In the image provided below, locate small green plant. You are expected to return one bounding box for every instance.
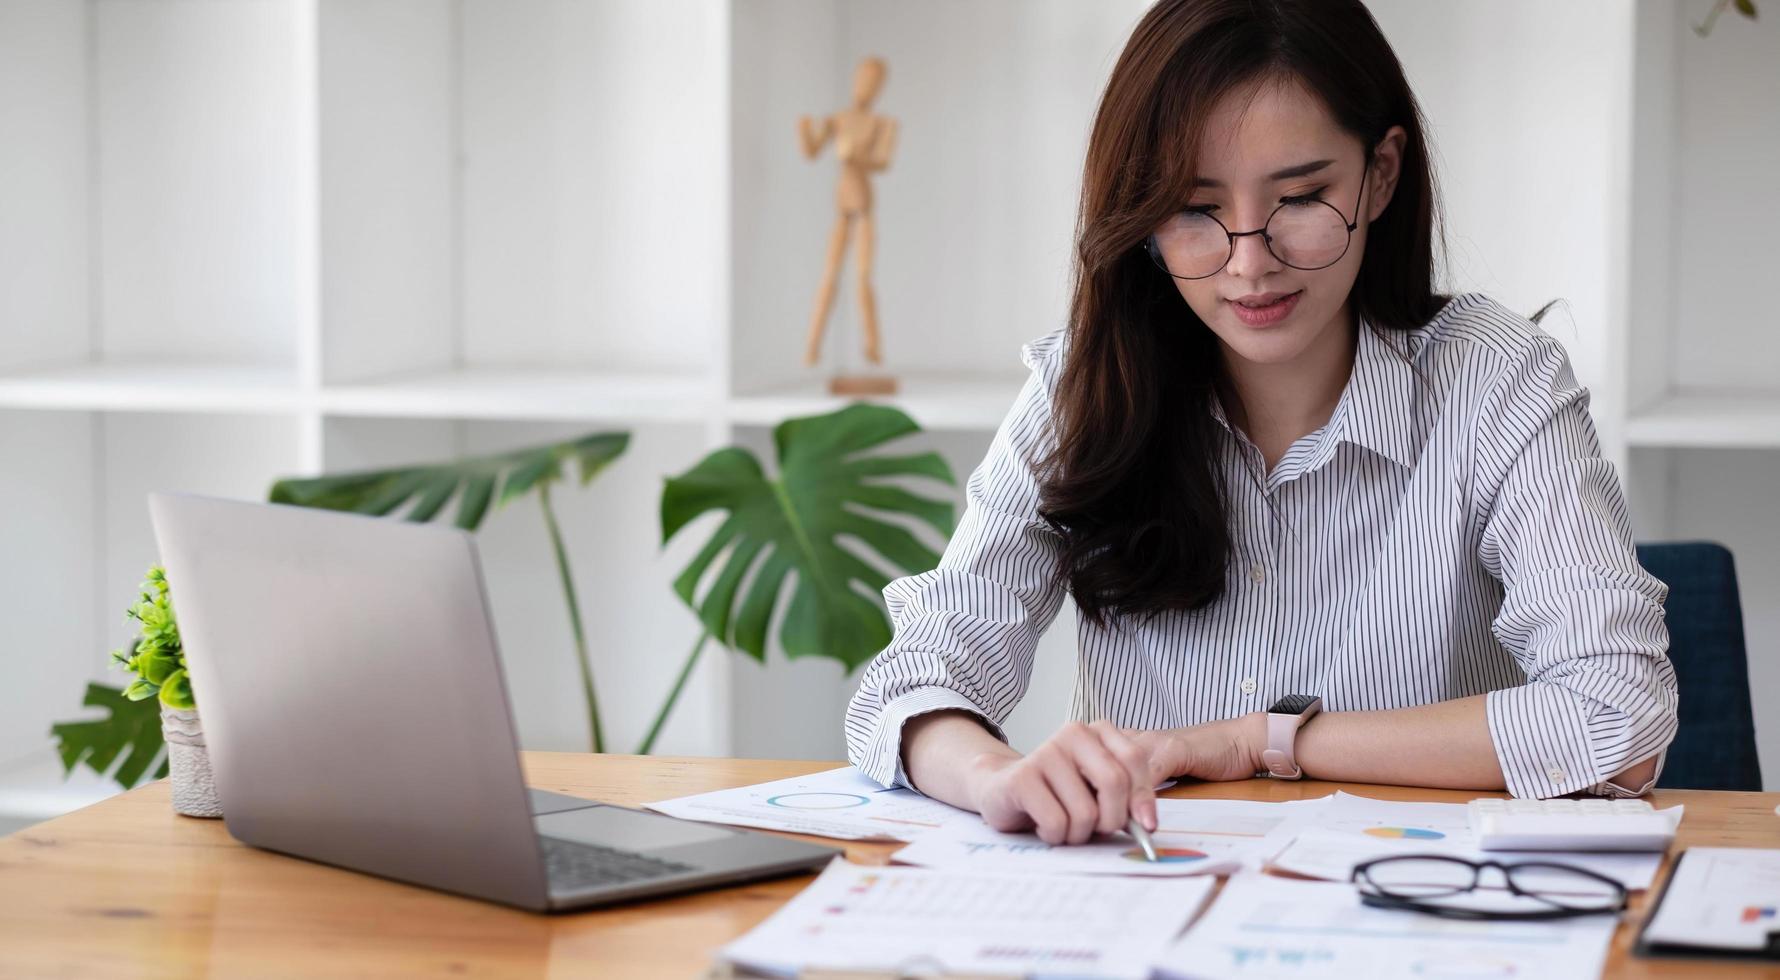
[51,565,191,789]
[111,566,195,711]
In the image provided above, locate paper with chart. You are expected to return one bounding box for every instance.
[1266,791,1672,889]
[1154,872,1616,980]
[646,766,979,841]
[1642,847,1780,951]
[890,796,1331,877]
[722,857,1217,980]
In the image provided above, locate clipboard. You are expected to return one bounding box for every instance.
[1633,847,1780,962]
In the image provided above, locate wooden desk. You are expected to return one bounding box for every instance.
[2,754,1777,978]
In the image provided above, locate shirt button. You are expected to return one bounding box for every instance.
[1547,766,1567,784]
[1240,677,1257,695]
[1249,563,1265,584]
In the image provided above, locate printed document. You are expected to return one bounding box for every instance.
[722,857,1216,979]
[647,766,978,841]
[1155,872,1617,979]
[891,796,1330,877]
[1266,792,1671,889]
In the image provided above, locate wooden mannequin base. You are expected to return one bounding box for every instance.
[827,373,899,396]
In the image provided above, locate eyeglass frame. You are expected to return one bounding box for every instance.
[1144,147,1374,281]
[1349,853,1630,922]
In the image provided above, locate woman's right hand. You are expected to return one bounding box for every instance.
[967,720,1158,845]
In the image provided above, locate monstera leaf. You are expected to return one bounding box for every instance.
[662,404,955,667]
[268,430,630,753]
[269,432,630,531]
[51,683,168,789]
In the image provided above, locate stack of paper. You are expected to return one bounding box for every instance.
[721,857,1217,979]
[1155,872,1618,979]
[647,766,980,841]
[1266,792,1672,889]
[891,797,1327,877]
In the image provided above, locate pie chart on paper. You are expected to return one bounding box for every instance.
[1362,826,1446,841]
[1123,846,1208,864]
[766,792,871,810]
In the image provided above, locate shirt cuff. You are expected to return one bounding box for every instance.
[854,687,1009,793]
[1589,748,1667,798]
[1485,684,1606,799]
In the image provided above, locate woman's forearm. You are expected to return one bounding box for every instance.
[1290,694,1506,789]
[900,709,1021,811]
[1284,693,1660,792]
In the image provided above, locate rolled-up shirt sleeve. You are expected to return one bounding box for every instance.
[1474,334,1679,799]
[844,338,1069,791]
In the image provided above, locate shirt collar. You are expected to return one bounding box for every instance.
[1333,315,1423,469]
[1205,314,1424,470]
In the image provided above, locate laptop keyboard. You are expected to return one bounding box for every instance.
[539,836,695,891]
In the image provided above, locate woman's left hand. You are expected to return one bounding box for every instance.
[1126,712,1267,784]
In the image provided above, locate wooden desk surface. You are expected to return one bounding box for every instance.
[2,753,1777,978]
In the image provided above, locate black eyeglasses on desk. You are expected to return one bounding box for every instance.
[1351,854,1629,921]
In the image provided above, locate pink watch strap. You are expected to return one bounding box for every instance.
[1260,698,1322,779]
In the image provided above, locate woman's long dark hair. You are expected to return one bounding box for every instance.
[1041,0,1449,627]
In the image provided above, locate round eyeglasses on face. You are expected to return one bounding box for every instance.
[1145,157,1370,281]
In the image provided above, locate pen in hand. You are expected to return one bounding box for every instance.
[1126,817,1160,863]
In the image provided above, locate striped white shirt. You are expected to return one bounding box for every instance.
[844,292,1678,800]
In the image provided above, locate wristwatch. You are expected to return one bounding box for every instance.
[1259,694,1322,780]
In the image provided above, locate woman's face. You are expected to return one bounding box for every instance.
[1156,77,1403,369]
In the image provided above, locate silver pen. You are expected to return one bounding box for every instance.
[1126,816,1160,862]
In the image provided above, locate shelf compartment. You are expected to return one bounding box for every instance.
[728,373,1026,431]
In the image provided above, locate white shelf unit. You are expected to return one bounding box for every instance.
[1618,0,1780,788]
[0,0,1134,822]
[4,0,1774,829]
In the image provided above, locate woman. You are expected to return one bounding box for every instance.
[842,0,1677,846]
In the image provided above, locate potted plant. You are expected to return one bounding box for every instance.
[52,566,221,817]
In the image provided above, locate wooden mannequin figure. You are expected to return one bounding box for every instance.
[798,56,900,396]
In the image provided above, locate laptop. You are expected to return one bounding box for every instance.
[147,492,839,912]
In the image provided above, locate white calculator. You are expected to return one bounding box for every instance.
[1467,797,1678,852]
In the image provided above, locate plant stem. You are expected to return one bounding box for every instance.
[539,483,604,753]
[636,630,710,755]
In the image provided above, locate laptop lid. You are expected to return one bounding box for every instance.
[148,493,551,910]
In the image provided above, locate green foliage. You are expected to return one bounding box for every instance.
[51,684,169,789]
[111,566,195,711]
[52,564,192,789]
[267,430,631,753]
[268,432,630,532]
[1694,0,1758,36]
[661,403,955,670]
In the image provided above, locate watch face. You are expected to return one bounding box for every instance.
[1268,694,1320,715]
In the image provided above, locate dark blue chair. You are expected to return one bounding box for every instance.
[1636,542,1763,791]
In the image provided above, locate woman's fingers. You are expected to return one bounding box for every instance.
[1069,725,1137,836]
[1036,746,1101,844]
[1092,720,1158,831]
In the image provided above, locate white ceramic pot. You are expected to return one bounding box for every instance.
[160,707,223,818]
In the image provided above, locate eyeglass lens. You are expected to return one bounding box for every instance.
[1151,197,1353,280]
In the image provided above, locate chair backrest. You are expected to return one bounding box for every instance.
[1636,542,1763,791]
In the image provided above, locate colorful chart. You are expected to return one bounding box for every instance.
[767,792,870,810]
[1123,846,1208,864]
[1362,826,1446,840]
